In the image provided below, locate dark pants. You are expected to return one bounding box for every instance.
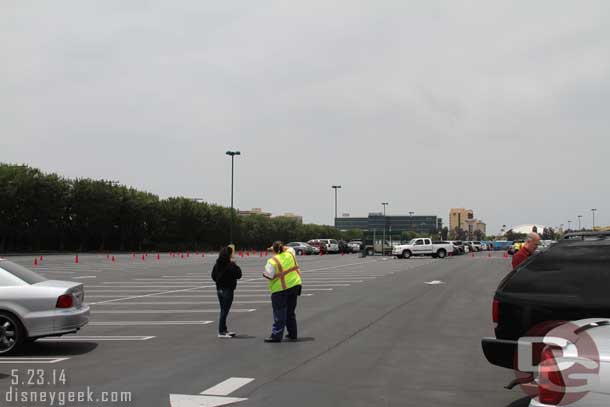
[216,288,234,334]
[270,285,300,339]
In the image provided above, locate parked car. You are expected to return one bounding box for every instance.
[348,240,362,253]
[285,242,314,255]
[528,318,610,407]
[0,258,90,355]
[337,240,351,254]
[482,231,610,374]
[319,239,340,254]
[448,240,465,255]
[307,239,328,254]
[470,241,483,251]
[392,238,454,259]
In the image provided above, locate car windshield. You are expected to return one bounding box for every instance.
[0,260,47,284]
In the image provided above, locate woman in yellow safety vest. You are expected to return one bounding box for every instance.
[262,241,303,343]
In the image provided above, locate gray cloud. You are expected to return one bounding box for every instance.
[2,0,609,232]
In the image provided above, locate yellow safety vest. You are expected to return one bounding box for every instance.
[267,250,302,293]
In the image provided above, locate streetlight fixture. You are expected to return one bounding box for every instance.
[226,150,241,244]
[592,208,598,230]
[331,185,342,224]
[381,202,389,256]
[578,215,583,231]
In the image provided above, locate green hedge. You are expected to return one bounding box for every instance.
[0,163,362,252]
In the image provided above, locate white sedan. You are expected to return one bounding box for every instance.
[0,258,89,355]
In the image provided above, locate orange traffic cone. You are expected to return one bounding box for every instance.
[39,255,43,261]
[157,253,160,260]
[75,255,79,264]
[33,258,38,266]
[142,254,145,261]
[111,255,115,262]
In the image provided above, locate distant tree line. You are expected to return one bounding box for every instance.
[0,164,362,252]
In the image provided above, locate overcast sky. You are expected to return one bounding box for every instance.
[2,1,609,233]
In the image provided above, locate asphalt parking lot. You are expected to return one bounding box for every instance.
[0,252,530,407]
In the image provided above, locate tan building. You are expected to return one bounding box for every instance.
[238,208,272,218]
[449,208,486,238]
[449,208,474,231]
[277,212,303,224]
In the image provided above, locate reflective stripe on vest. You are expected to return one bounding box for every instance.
[268,251,302,293]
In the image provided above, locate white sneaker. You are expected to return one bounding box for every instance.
[227,331,237,337]
[218,333,233,338]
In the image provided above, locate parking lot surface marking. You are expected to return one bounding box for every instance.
[89,321,213,326]
[200,377,255,396]
[38,336,156,341]
[0,357,70,364]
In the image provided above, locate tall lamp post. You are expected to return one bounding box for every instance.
[568,220,572,231]
[226,150,241,244]
[331,185,342,225]
[381,202,389,256]
[577,215,582,231]
[592,208,597,230]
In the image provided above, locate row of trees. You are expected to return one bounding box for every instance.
[0,164,362,252]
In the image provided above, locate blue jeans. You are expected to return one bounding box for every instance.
[217,288,234,334]
[270,285,300,339]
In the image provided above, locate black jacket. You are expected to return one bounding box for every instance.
[211,262,242,290]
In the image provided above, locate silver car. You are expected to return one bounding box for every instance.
[286,242,314,255]
[0,259,89,355]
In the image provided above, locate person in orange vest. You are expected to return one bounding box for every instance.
[262,241,303,343]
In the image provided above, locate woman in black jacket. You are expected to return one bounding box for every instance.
[211,246,242,338]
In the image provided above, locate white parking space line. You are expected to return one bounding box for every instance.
[89,321,214,326]
[85,293,314,299]
[35,270,76,274]
[38,336,155,341]
[92,283,356,287]
[92,309,256,313]
[74,276,97,279]
[92,301,268,305]
[200,377,255,396]
[0,357,70,364]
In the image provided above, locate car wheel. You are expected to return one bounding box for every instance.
[366,248,374,256]
[0,312,24,355]
[437,249,447,259]
[402,250,412,259]
[297,250,303,255]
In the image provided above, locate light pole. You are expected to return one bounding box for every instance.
[578,215,582,231]
[331,185,342,224]
[226,150,241,244]
[381,202,389,256]
[568,220,572,231]
[592,208,597,230]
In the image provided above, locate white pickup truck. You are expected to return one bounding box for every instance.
[392,238,454,259]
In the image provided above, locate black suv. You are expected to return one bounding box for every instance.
[482,231,610,370]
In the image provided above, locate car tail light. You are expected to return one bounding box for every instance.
[492,299,500,324]
[538,347,565,405]
[56,294,74,308]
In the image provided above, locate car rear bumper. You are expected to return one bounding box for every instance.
[481,337,517,370]
[24,305,90,338]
